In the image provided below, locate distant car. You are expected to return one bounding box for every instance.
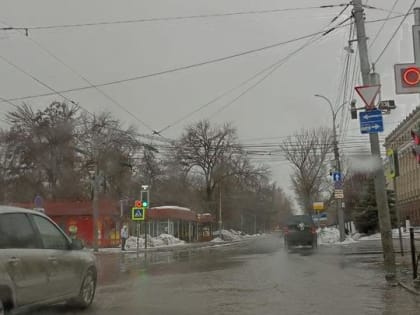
[0,206,97,315]
[283,215,317,249]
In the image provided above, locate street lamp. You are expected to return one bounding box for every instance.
[314,94,347,242]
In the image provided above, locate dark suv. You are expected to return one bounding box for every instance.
[283,215,317,249]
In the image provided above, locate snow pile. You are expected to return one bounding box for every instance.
[358,228,410,241]
[210,237,224,243]
[318,227,340,244]
[157,233,185,245]
[124,234,185,249]
[220,229,242,241]
[212,229,260,242]
[317,227,357,245]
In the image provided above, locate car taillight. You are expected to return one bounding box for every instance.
[283,227,289,235]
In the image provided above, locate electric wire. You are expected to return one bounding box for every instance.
[0,53,79,107]
[0,25,354,105]
[206,15,352,119]
[374,0,417,65]
[369,0,402,49]
[0,4,350,32]
[7,24,156,133]
[0,15,397,106]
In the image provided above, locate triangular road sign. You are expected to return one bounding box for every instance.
[355,85,380,108]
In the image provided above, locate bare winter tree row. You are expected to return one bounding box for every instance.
[0,102,293,232]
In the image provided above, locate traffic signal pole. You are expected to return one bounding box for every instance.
[353,0,396,280]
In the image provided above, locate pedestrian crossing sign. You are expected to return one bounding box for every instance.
[131,207,145,221]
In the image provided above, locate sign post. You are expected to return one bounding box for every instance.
[359,110,384,134]
[131,201,145,257]
[313,202,325,228]
[355,85,381,109]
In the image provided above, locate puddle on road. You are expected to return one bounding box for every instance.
[97,244,260,285]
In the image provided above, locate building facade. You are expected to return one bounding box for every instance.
[385,106,420,225]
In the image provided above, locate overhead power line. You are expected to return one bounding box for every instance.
[0,14,396,107]
[157,30,326,133]
[0,28,347,105]
[207,16,352,119]
[0,4,349,32]
[7,25,155,133]
[369,0,402,49]
[0,53,79,107]
[374,0,417,64]
[362,4,404,15]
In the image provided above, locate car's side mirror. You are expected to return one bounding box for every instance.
[70,239,84,250]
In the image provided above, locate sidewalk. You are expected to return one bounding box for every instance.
[90,236,259,255]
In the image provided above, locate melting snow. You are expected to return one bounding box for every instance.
[317,227,357,245]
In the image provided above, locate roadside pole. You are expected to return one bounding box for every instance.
[394,176,404,256]
[333,113,345,242]
[92,168,99,252]
[219,185,222,239]
[352,0,396,280]
[136,221,140,258]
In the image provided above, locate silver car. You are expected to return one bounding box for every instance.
[0,206,97,314]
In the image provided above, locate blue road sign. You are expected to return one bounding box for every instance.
[359,109,384,134]
[332,172,342,182]
[131,207,145,221]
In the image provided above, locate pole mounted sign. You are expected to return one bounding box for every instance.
[131,206,145,221]
[394,63,420,94]
[355,85,381,109]
[386,149,399,179]
[313,202,325,211]
[359,109,384,134]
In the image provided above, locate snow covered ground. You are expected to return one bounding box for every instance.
[124,233,185,249]
[317,227,414,245]
[354,228,411,241]
[212,229,262,242]
[317,227,357,245]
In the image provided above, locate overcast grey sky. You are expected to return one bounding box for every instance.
[0,0,419,203]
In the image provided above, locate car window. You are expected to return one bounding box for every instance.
[287,215,314,226]
[31,214,69,250]
[0,213,39,249]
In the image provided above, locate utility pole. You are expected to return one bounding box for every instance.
[218,184,222,238]
[314,94,346,242]
[92,168,100,252]
[332,107,345,242]
[352,0,396,280]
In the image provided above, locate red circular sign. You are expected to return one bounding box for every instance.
[403,67,420,86]
[135,200,142,208]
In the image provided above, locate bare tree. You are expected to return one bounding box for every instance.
[4,102,80,200]
[76,112,141,199]
[176,120,238,208]
[280,127,333,212]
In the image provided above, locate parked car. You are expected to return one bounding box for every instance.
[0,206,97,314]
[283,214,317,249]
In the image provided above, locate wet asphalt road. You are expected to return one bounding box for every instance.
[31,235,420,315]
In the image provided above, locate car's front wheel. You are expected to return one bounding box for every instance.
[68,269,96,309]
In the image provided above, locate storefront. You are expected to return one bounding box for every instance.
[15,199,121,247]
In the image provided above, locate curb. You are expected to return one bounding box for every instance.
[92,237,258,255]
[342,251,406,256]
[398,281,420,295]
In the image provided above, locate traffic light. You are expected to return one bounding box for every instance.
[411,129,420,163]
[141,190,149,208]
[394,64,420,94]
[350,100,357,119]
